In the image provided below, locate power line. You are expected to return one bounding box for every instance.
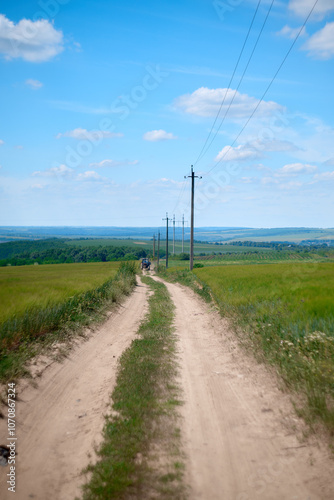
[207,0,320,175]
[185,166,202,271]
[171,177,188,215]
[162,213,172,269]
[197,0,275,164]
[193,0,263,167]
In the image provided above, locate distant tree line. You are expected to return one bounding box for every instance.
[0,238,66,259]
[0,239,153,267]
[221,240,330,250]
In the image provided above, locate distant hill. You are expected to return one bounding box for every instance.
[0,226,333,245]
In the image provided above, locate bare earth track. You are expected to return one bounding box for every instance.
[151,275,334,500]
[0,279,149,500]
[1,272,334,499]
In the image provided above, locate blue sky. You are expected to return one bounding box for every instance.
[0,0,333,228]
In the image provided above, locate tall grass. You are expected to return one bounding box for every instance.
[0,262,137,381]
[0,262,121,323]
[193,263,334,434]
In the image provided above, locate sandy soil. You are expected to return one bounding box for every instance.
[1,272,334,500]
[0,279,149,500]
[152,276,334,500]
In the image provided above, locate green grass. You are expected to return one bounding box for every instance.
[193,263,334,435]
[0,262,120,323]
[0,262,136,381]
[81,277,185,500]
[157,248,334,271]
[194,262,334,326]
[195,249,334,265]
[66,238,152,248]
[66,237,273,255]
[157,265,212,304]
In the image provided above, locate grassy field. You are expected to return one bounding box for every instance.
[0,262,138,381]
[193,262,334,433]
[65,238,151,248]
[158,248,334,270]
[195,249,334,265]
[66,238,272,255]
[0,262,120,323]
[193,227,334,243]
[194,263,334,326]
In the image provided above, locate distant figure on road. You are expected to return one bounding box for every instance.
[140,258,151,271]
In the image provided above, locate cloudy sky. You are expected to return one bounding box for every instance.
[0,0,333,227]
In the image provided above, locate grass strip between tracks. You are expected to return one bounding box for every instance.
[81,276,185,500]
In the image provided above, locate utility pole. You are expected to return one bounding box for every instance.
[185,166,202,271]
[173,215,175,255]
[157,231,160,267]
[153,234,155,259]
[163,213,172,269]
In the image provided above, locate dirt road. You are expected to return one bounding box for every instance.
[152,276,334,500]
[1,273,333,499]
[0,279,149,500]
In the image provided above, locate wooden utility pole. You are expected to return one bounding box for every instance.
[157,231,160,267]
[185,166,201,271]
[163,213,172,269]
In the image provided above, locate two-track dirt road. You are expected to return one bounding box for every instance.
[1,273,333,499]
[152,276,334,500]
[0,280,150,500]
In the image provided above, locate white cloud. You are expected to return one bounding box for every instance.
[56,128,123,140]
[313,171,334,181]
[259,163,318,188]
[215,144,261,162]
[249,138,298,153]
[0,139,4,145]
[50,100,117,115]
[289,0,334,20]
[147,177,182,188]
[261,177,278,185]
[279,181,302,190]
[32,164,73,177]
[73,41,82,52]
[302,22,334,59]
[276,25,307,39]
[323,157,334,166]
[143,130,177,142]
[15,145,23,150]
[0,14,64,62]
[77,171,104,181]
[25,79,43,89]
[174,87,283,119]
[89,159,139,168]
[276,163,318,176]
